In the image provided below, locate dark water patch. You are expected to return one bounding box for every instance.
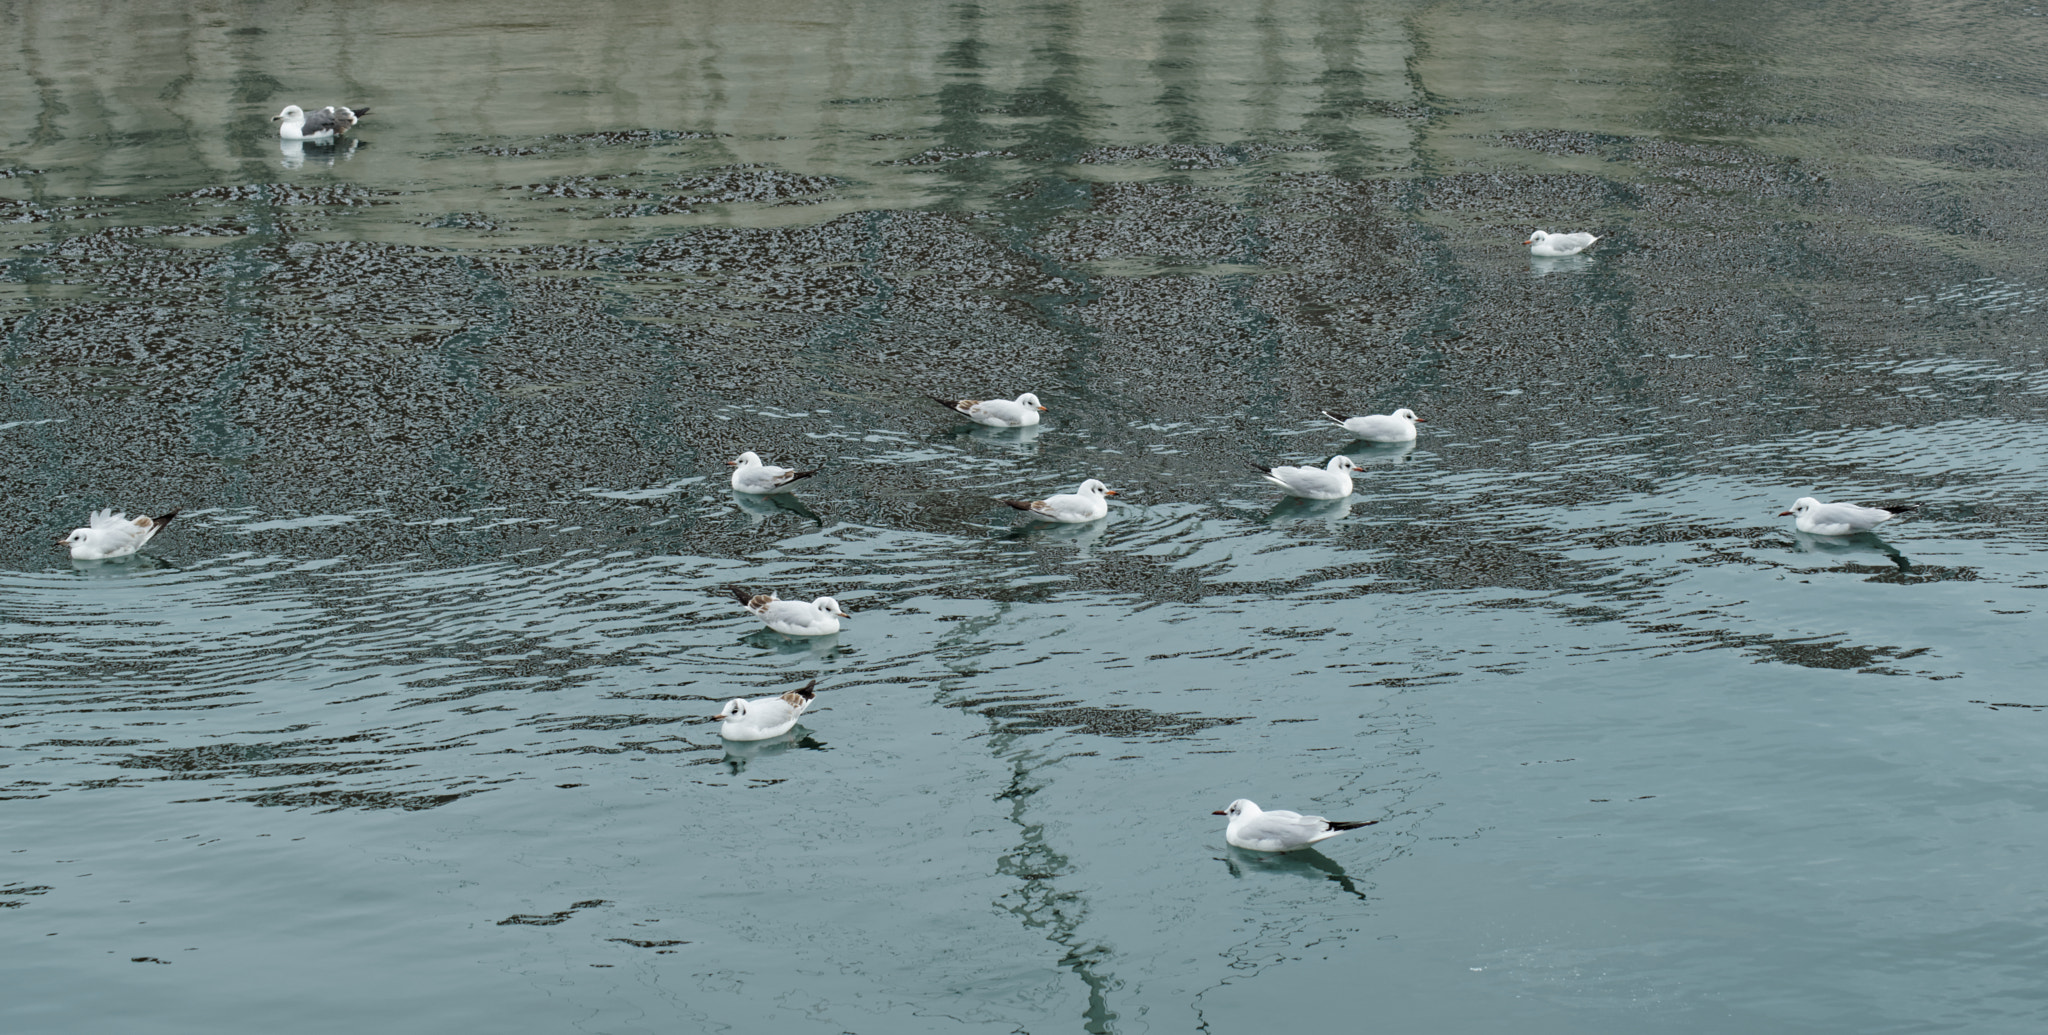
[498,899,610,926]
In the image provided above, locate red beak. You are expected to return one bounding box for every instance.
[1211,810,1228,815]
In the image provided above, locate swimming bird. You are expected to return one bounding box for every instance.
[57,507,180,561]
[728,451,817,495]
[931,393,1047,428]
[999,478,1117,523]
[1524,229,1600,256]
[1778,497,1919,536]
[1321,407,1423,442]
[272,104,370,141]
[1248,456,1363,500]
[730,587,849,636]
[710,680,818,741]
[1213,799,1378,853]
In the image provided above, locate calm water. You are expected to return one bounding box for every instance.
[5,1,2048,1031]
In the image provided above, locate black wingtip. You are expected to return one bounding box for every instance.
[153,508,181,531]
[1883,503,1922,516]
[1321,410,1352,425]
[352,108,371,121]
[788,470,818,482]
[930,396,962,410]
[792,680,817,701]
[1326,820,1379,831]
[1244,461,1273,475]
[729,586,754,606]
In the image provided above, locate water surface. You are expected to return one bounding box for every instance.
[5,1,2048,1032]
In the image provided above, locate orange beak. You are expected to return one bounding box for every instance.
[1777,510,1794,516]
[1211,810,1228,815]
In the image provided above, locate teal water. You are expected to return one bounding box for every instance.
[5,1,2048,1032]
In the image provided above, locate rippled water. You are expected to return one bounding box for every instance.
[6,1,2048,1031]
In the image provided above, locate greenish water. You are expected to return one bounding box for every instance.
[4,1,2048,1032]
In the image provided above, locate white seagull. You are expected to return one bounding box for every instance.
[271,104,370,141]
[1213,799,1378,853]
[730,587,849,636]
[1779,497,1919,536]
[1524,230,1601,256]
[1248,456,1363,500]
[710,680,818,741]
[728,451,817,495]
[58,507,180,561]
[999,478,1117,523]
[1321,407,1423,442]
[932,392,1047,428]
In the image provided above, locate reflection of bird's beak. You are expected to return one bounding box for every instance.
[1777,510,1794,516]
[1211,810,1229,815]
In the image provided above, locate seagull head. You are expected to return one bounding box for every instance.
[1325,456,1364,473]
[1077,478,1117,498]
[729,451,761,468]
[272,105,304,122]
[1779,497,1820,517]
[1392,408,1423,423]
[1213,799,1259,818]
[813,596,850,619]
[711,698,748,721]
[1017,392,1046,412]
[1523,230,1548,245]
[56,528,91,552]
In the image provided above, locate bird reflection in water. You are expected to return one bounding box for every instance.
[731,490,824,528]
[1528,253,1596,277]
[1262,496,1351,524]
[1218,845,1372,904]
[721,729,825,776]
[1340,439,1418,466]
[278,137,363,171]
[1791,530,1911,572]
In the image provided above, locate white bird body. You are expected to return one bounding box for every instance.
[59,508,180,560]
[272,104,369,141]
[1779,497,1918,536]
[934,393,1046,428]
[730,587,848,636]
[1322,407,1422,442]
[1000,478,1117,523]
[712,681,818,740]
[1214,799,1376,853]
[729,451,816,495]
[1524,229,1601,256]
[1250,456,1362,500]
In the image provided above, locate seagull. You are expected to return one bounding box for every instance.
[1321,407,1423,442]
[1213,799,1378,853]
[998,478,1117,523]
[57,507,180,561]
[730,587,849,636]
[1524,230,1600,256]
[728,451,817,495]
[931,393,1047,428]
[271,104,370,141]
[1248,456,1363,500]
[710,680,818,741]
[1778,497,1919,536]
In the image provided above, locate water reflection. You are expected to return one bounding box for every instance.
[1790,530,1912,572]
[731,490,825,528]
[1262,496,1351,524]
[277,137,363,170]
[68,554,177,576]
[1528,253,1597,277]
[738,627,848,657]
[721,729,824,775]
[946,423,1045,451]
[1338,439,1418,466]
[1218,845,1372,904]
